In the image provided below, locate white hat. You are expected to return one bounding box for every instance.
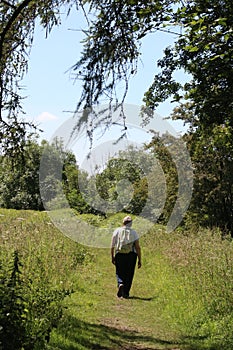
[123,215,132,224]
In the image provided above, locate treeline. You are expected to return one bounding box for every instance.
[1,126,233,235]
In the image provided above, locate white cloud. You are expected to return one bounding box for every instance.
[36,112,59,122]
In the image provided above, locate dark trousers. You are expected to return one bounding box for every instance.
[115,252,137,296]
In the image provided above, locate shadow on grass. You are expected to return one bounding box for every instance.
[128,296,157,301]
[180,334,231,350]
[49,313,181,350]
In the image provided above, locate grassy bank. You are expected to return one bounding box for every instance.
[0,209,89,289]
[0,209,91,349]
[1,209,233,349]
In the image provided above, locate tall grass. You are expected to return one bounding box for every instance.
[1,209,233,349]
[0,209,91,349]
[143,226,233,349]
[0,209,90,287]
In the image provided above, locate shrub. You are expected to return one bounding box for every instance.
[0,209,91,350]
[0,251,71,350]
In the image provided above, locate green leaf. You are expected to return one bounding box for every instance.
[185,46,199,52]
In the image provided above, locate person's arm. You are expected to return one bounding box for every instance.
[111,246,115,265]
[110,235,116,265]
[134,240,142,268]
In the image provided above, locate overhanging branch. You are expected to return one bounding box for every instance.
[0,0,34,58]
[1,0,16,9]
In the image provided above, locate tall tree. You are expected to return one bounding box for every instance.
[72,0,233,233]
[184,125,233,232]
[144,0,233,130]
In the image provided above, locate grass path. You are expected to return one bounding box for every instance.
[2,209,233,349]
[49,243,188,350]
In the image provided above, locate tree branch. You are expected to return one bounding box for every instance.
[1,0,16,9]
[0,0,34,120]
[1,0,17,8]
[0,0,34,54]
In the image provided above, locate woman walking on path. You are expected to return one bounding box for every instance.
[111,216,142,298]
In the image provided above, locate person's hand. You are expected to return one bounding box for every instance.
[112,256,116,265]
[138,261,141,269]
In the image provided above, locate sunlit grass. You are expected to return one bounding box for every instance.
[1,209,233,349]
[0,208,90,290]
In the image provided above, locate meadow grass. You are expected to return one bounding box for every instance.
[0,208,90,289]
[144,226,233,350]
[1,209,233,349]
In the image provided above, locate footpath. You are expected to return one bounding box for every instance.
[49,245,187,350]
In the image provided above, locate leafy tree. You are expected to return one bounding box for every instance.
[2,0,233,140]
[0,136,43,209]
[39,138,93,213]
[96,157,148,215]
[145,132,180,225]
[0,137,89,212]
[0,0,79,155]
[74,0,174,110]
[62,158,92,213]
[73,0,233,132]
[39,138,66,208]
[145,127,233,234]
[185,125,233,232]
[93,145,168,219]
[145,0,233,130]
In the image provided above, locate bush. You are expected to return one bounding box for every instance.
[0,251,71,350]
[0,209,91,350]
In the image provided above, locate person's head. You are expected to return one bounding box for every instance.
[123,215,132,227]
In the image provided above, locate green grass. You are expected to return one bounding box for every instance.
[49,246,183,350]
[1,209,233,349]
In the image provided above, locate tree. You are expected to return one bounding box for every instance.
[144,0,233,131]
[74,0,174,108]
[74,0,233,132]
[2,1,233,142]
[62,154,92,213]
[184,125,233,232]
[0,0,79,155]
[72,0,177,133]
[2,0,233,234]
[95,157,148,215]
[92,144,168,220]
[145,133,177,222]
[0,137,89,211]
[0,136,44,209]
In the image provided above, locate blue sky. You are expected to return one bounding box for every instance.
[22,7,187,141]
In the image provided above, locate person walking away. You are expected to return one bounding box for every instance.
[111,216,141,298]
